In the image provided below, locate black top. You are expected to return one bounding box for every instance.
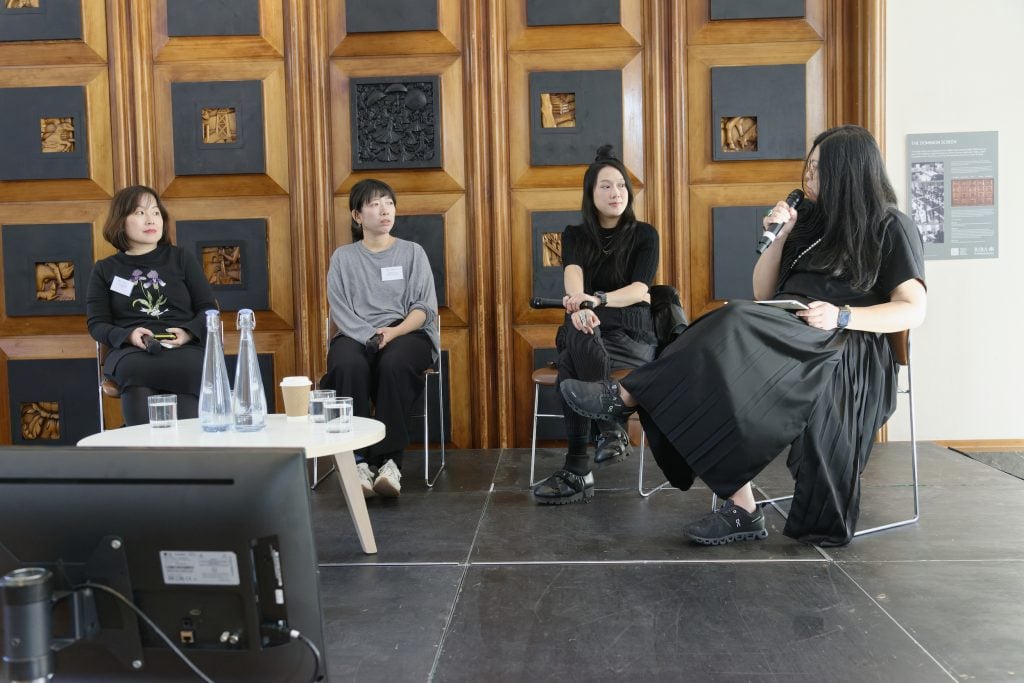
[776,209,925,306]
[562,221,659,332]
[86,244,217,351]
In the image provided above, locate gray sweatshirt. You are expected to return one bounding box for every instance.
[327,238,439,360]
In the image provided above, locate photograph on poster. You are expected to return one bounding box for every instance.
[910,164,945,244]
[906,131,998,260]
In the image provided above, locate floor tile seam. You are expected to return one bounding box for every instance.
[832,558,1024,564]
[318,562,462,568]
[466,558,830,567]
[832,561,959,682]
[427,481,498,681]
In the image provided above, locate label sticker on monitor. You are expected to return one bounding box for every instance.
[160,551,241,586]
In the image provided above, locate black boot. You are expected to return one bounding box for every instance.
[594,421,630,466]
[532,469,595,505]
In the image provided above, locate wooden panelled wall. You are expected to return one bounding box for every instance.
[0,0,883,448]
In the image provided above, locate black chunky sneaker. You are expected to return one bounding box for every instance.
[532,469,595,505]
[593,423,630,466]
[684,501,768,545]
[559,379,634,422]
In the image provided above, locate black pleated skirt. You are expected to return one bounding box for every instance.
[107,345,205,396]
[622,301,897,546]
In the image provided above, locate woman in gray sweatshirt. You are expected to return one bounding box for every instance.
[322,179,439,498]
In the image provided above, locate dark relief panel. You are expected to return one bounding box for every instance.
[531,210,580,302]
[0,86,88,180]
[526,0,619,26]
[710,64,805,162]
[345,0,438,33]
[350,77,442,170]
[532,348,565,440]
[176,218,269,312]
[7,358,99,446]
[171,80,266,176]
[529,70,622,167]
[391,214,447,308]
[2,223,91,316]
[0,0,82,43]
[709,0,805,21]
[166,0,261,37]
[712,206,770,301]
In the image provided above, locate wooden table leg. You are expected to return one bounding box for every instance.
[332,450,377,554]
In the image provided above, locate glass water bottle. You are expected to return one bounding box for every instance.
[198,309,233,432]
[232,308,266,431]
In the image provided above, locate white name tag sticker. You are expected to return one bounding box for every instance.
[160,550,240,586]
[381,266,404,281]
[110,276,134,296]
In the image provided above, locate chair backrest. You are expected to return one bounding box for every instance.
[886,330,910,367]
[96,342,121,398]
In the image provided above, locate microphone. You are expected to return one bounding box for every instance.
[755,189,804,254]
[530,297,594,310]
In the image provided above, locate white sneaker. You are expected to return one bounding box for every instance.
[373,459,402,498]
[356,462,376,498]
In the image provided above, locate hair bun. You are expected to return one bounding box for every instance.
[595,144,617,162]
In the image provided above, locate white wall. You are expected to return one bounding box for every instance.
[885,0,1023,441]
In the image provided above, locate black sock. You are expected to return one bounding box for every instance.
[563,434,591,475]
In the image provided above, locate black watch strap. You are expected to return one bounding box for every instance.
[594,291,607,307]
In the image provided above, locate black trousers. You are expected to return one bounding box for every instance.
[556,324,655,448]
[321,331,433,469]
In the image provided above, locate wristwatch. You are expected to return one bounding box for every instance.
[837,305,852,329]
[594,291,607,307]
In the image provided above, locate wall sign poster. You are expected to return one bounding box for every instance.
[906,131,998,260]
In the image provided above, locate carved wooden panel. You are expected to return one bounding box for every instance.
[330,54,465,194]
[328,0,461,57]
[151,0,284,62]
[508,48,644,190]
[152,61,288,198]
[0,66,113,201]
[0,0,105,66]
[164,196,294,329]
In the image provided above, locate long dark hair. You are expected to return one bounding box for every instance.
[349,178,396,242]
[574,145,639,282]
[798,125,898,291]
[102,185,172,252]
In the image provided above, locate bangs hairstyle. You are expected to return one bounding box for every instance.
[575,144,639,282]
[349,178,397,242]
[801,125,898,291]
[102,185,172,252]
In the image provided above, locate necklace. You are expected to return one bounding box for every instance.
[599,230,616,255]
[779,237,822,283]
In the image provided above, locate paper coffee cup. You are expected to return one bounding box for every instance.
[280,376,312,418]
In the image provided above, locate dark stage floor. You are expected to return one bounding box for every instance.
[309,442,1024,682]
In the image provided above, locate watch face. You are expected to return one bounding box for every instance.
[838,307,851,328]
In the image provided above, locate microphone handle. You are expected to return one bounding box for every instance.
[530,297,594,310]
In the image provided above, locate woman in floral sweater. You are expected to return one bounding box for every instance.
[86,186,217,425]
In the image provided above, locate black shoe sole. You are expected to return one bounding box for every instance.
[533,487,595,505]
[687,528,768,546]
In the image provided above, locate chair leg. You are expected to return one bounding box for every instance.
[310,456,337,490]
[855,362,919,536]
[637,429,670,498]
[529,383,541,487]
[424,371,446,488]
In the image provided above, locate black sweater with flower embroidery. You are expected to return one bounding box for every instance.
[86,244,217,353]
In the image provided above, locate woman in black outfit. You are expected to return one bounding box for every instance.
[560,125,927,545]
[532,145,660,505]
[86,186,216,426]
